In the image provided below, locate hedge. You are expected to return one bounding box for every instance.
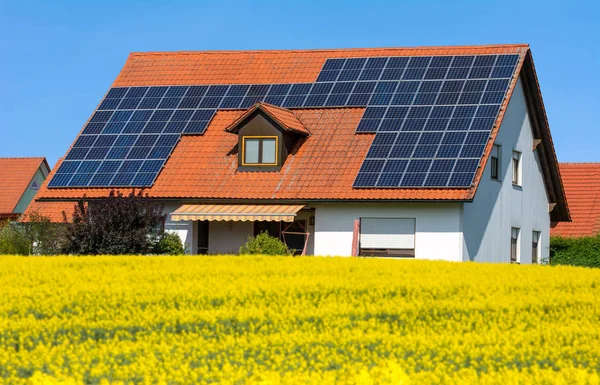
[550,236,600,268]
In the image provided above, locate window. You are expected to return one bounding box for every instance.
[491,144,500,180]
[242,136,278,166]
[512,151,521,185]
[532,231,541,264]
[360,218,416,257]
[510,227,520,263]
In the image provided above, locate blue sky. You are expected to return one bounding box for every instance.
[0,1,598,168]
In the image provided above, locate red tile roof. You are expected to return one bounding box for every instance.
[113,45,529,87]
[0,158,47,215]
[34,108,472,202]
[28,44,569,222]
[23,200,76,222]
[551,163,600,237]
[225,102,310,136]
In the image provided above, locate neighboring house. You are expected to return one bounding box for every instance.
[551,163,600,238]
[25,44,570,262]
[0,157,50,220]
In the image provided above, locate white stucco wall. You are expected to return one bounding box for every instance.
[313,203,463,260]
[163,202,195,254]
[208,221,254,254]
[462,77,550,263]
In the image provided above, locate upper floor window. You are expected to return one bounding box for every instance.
[491,144,501,180]
[512,150,522,185]
[242,136,278,166]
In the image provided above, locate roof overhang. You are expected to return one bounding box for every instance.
[170,204,305,222]
[517,51,570,221]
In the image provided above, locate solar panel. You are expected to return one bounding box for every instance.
[49,54,520,188]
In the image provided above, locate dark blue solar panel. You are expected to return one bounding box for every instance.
[48,174,73,187]
[56,161,81,174]
[68,173,94,187]
[50,54,519,188]
[98,161,121,173]
[186,86,208,97]
[106,147,130,159]
[77,161,101,174]
[132,173,157,187]
[140,160,164,173]
[90,173,114,186]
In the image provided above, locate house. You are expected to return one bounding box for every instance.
[0,157,50,220]
[24,44,570,262]
[551,163,600,238]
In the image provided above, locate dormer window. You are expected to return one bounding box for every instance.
[242,136,278,166]
[224,102,310,172]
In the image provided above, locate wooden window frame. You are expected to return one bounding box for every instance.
[241,136,278,166]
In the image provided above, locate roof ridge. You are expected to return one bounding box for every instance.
[129,43,530,56]
[560,162,600,165]
[0,157,45,160]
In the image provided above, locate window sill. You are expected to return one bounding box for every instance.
[512,183,522,190]
[491,177,502,183]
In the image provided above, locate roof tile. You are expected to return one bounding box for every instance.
[551,163,600,237]
[0,158,46,214]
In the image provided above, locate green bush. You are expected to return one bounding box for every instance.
[239,232,291,256]
[550,236,600,268]
[23,213,66,255]
[153,232,185,255]
[0,221,30,255]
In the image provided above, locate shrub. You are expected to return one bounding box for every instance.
[62,190,166,255]
[239,231,291,255]
[23,213,67,255]
[153,232,185,255]
[550,236,600,268]
[0,220,30,255]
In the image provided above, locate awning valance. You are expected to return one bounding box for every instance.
[170,204,304,222]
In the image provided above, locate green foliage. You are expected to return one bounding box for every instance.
[62,190,166,255]
[153,232,185,255]
[23,212,66,255]
[550,235,600,268]
[239,231,291,256]
[0,220,30,255]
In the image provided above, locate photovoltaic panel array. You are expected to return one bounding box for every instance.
[48,54,519,189]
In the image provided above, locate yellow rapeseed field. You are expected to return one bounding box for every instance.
[0,256,599,385]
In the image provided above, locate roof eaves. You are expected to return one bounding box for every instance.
[519,50,570,222]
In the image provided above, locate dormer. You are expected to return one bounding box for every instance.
[225,102,310,172]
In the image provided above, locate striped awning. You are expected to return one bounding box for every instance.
[170,204,304,222]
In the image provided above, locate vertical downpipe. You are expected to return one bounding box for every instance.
[351,218,360,257]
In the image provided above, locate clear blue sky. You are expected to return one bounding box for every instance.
[1,1,598,168]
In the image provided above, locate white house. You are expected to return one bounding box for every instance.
[25,44,569,262]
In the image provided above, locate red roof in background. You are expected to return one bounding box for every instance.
[0,158,47,215]
[551,163,600,237]
[225,102,310,136]
[26,44,569,222]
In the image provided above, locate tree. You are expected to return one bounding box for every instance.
[62,190,166,255]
